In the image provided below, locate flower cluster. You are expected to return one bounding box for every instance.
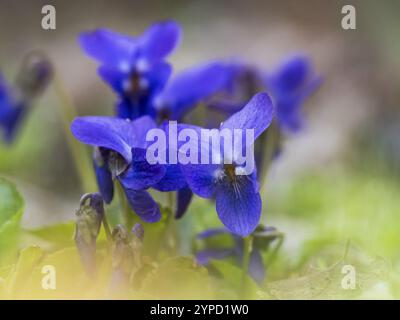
[208,56,322,133]
[71,20,320,239]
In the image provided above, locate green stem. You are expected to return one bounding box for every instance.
[154,204,176,259]
[168,192,175,213]
[54,72,96,193]
[102,214,112,242]
[264,233,284,266]
[240,236,253,299]
[116,181,134,229]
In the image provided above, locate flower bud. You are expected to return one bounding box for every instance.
[109,224,145,295]
[74,193,104,273]
[252,225,281,251]
[15,51,53,99]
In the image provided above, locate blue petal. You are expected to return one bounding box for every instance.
[197,228,229,239]
[123,188,161,223]
[157,61,229,120]
[175,185,193,219]
[119,148,166,190]
[0,104,26,144]
[98,65,126,94]
[152,164,187,192]
[93,151,114,204]
[0,75,26,143]
[128,116,157,149]
[138,21,181,66]
[115,98,134,119]
[220,92,274,142]
[181,163,220,198]
[248,249,265,284]
[145,62,172,96]
[269,55,310,94]
[161,121,220,197]
[196,248,233,265]
[276,97,304,133]
[79,28,136,67]
[71,116,157,162]
[215,175,262,236]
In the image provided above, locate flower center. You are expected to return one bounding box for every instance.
[157,107,171,122]
[130,72,141,94]
[108,151,129,178]
[224,163,237,182]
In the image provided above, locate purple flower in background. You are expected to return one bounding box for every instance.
[0,52,52,143]
[181,93,274,236]
[208,56,321,134]
[153,61,229,122]
[0,74,25,143]
[264,55,322,133]
[79,22,229,125]
[196,226,281,284]
[71,116,170,222]
[79,21,181,119]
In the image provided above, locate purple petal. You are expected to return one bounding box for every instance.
[180,163,219,198]
[71,116,157,162]
[269,55,311,94]
[98,65,126,94]
[152,164,187,192]
[138,20,181,66]
[197,228,229,239]
[79,28,136,67]
[71,116,132,162]
[130,116,158,146]
[275,76,322,134]
[119,148,166,190]
[215,175,262,236]
[248,249,265,284]
[276,97,304,133]
[115,98,133,119]
[220,92,274,142]
[157,61,229,120]
[93,150,114,204]
[175,185,193,219]
[0,104,26,144]
[123,188,161,223]
[145,62,172,96]
[196,248,233,265]
[298,75,323,102]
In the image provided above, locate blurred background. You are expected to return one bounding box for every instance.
[0,0,399,296]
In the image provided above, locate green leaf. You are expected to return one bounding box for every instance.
[26,222,76,250]
[26,219,111,251]
[141,206,169,256]
[5,246,44,299]
[22,247,91,299]
[266,251,390,300]
[210,260,262,299]
[0,178,24,265]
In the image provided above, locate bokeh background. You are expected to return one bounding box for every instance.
[0,0,399,297]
